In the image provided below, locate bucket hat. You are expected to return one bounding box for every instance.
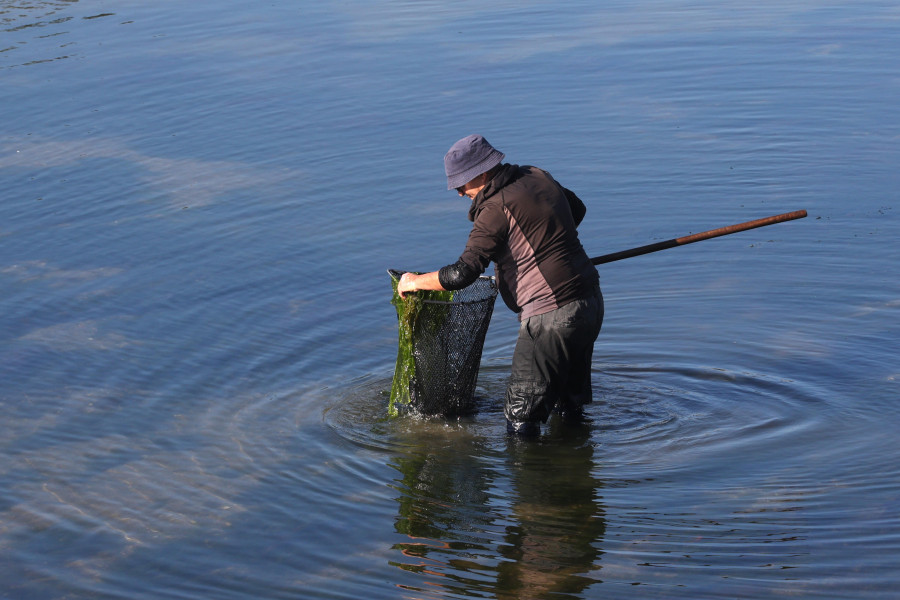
[444,134,505,190]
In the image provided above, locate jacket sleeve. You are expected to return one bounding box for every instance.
[438,202,507,290]
[438,260,478,290]
[563,187,586,227]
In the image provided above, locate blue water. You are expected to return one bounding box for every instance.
[2,1,898,598]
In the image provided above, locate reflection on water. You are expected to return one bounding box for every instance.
[315,355,900,599]
[497,425,603,598]
[389,417,603,598]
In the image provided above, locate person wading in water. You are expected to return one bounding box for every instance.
[398,134,604,436]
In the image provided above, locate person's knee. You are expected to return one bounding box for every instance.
[505,378,554,423]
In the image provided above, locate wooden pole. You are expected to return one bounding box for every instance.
[590,210,807,265]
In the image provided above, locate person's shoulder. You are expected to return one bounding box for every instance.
[516,164,554,182]
[507,165,560,193]
[522,164,553,176]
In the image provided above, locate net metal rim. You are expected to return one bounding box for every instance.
[389,269,496,305]
[423,276,495,305]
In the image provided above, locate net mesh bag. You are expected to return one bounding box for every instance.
[389,270,498,417]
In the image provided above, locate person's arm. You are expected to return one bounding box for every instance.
[398,200,502,297]
[397,270,445,298]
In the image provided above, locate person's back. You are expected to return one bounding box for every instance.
[466,163,598,319]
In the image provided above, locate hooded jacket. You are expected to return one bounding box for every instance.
[438,163,599,319]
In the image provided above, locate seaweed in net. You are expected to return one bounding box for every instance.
[388,270,498,417]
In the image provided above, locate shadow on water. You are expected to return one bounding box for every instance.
[323,369,607,597]
[387,417,605,599]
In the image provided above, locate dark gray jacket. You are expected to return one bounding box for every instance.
[439,163,599,319]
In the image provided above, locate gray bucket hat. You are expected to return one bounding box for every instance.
[444,134,505,190]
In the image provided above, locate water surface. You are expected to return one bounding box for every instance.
[1,1,898,598]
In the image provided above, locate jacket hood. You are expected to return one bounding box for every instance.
[467,163,520,222]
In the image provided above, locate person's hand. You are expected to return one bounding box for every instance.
[397,273,416,298]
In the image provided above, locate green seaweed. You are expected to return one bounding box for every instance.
[389,275,453,417]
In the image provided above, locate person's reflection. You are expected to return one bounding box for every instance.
[388,418,604,598]
[388,426,496,592]
[497,418,604,598]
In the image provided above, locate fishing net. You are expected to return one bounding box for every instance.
[388,270,498,417]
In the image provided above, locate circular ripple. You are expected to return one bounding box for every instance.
[323,361,821,459]
[321,372,507,454]
[590,361,827,478]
